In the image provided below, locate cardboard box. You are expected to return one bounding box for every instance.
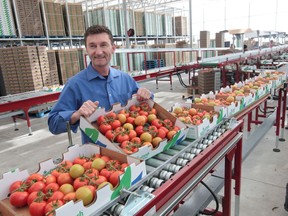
[171,102,224,140]
[0,144,146,216]
[80,97,188,160]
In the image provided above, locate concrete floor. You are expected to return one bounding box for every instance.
[0,72,288,215]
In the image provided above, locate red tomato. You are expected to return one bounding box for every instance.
[44,182,60,193]
[139,110,148,116]
[100,168,113,180]
[9,180,27,193]
[27,191,45,206]
[9,191,29,207]
[44,200,64,216]
[148,125,158,137]
[47,191,64,203]
[126,116,135,124]
[82,161,93,170]
[28,181,46,194]
[157,128,167,139]
[167,130,177,140]
[110,119,122,130]
[63,192,77,204]
[106,112,117,120]
[149,108,157,115]
[106,160,121,170]
[57,173,73,186]
[139,102,151,111]
[151,119,163,128]
[122,148,133,155]
[135,125,144,136]
[116,133,130,143]
[127,129,137,140]
[28,173,44,182]
[93,175,107,186]
[96,115,106,126]
[59,160,73,169]
[73,177,89,190]
[100,155,110,162]
[120,163,129,172]
[85,185,96,198]
[105,129,116,141]
[159,126,169,135]
[44,175,57,185]
[163,119,173,128]
[134,115,147,126]
[119,109,130,118]
[98,123,112,135]
[29,201,47,216]
[109,171,123,187]
[129,104,140,112]
[84,168,99,178]
[130,137,141,144]
[73,157,87,165]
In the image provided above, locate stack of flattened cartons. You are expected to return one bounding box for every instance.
[134,11,145,36]
[198,68,221,94]
[47,50,59,86]
[0,48,20,95]
[215,32,224,48]
[173,16,187,36]
[0,0,16,37]
[13,0,44,37]
[200,31,210,48]
[41,0,66,37]
[12,46,44,92]
[55,49,80,84]
[63,3,85,36]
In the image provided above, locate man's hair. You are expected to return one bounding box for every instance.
[84,25,114,47]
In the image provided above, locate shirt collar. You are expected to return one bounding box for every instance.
[86,63,119,81]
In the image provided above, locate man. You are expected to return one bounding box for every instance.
[48,25,152,144]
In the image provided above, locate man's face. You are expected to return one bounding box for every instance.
[86,33,115,70]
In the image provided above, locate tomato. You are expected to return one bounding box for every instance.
[139,102,151,111]
[90,153,101,161]
[106,112,117,120]
[98,181,113,190]
[96,115,106,125]
[28,181,46,194]
[85,185,96,198]
[159,126,169,135]
[51,169,64,178]
[9,191,29,207]
[116,133,130,143]
[152,137,163,148]
[105,129,116,141]
[9,180,27,193]
[120,163,129,171]
[75,186,93,206]
[44,182,60,193]
[119,109,130,118]
[27,191,45,206]
[130,137,141,144]
[148,125,158,137]
[47,191,64,203]
[140,132,153,142]
[98,123,112,135]
[73,177,89,190]
[135,125,144,136]
[134,115,146,126]
[149,108,157,115]
[127,129,137,140]
[57,173,73,186]
[106,159,121,170]
[117,113,127,124]
[122,148,133,155]
[73,157,88,165]
[28,173,44,182]
[63,192,77,203]
[84,168,99,178]
[92,175,107,186]
[122,123,134,131]
[126,116,135,124]
[59,160,73,169]
[151,119,163,128]
[167,130,177,140]
[109,171,123,187]
[157,128,167,139]
[100,168,113,180]
[142,141,153,149]
[139,110,148,116]
[44,175,57,185]
[92,158,106,171]
[70,164,85,179]
[147,113,157,123]
[163,119,173,128]
[129,104,140,112]
[59,183,75,195]
[110,119,122,130]
[44,200,64,216]
[29,201,47,216]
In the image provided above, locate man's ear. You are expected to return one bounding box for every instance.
[112,44,116,53]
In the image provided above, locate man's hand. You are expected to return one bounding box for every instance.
[71,100,99,124]
[136,87,151,101]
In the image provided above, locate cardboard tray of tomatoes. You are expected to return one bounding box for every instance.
[0,144,146,216]
[79,96,188,160]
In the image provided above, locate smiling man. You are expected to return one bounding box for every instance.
[48,25,152,144]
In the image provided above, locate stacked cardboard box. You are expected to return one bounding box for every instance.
[12,46,44,92]
[13,0,44,37]
[0,48,20,95]
[215,32,224,47]
[55,49,80,84]
[198,68,221,94]
[200,31,210,48]
[63,3,85,36]
[46,50,60,86]
[37,46,58,87]
[173,16,187,36]
[77,48,86,71]
[134,11,145,36]
[41,0,66,37]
